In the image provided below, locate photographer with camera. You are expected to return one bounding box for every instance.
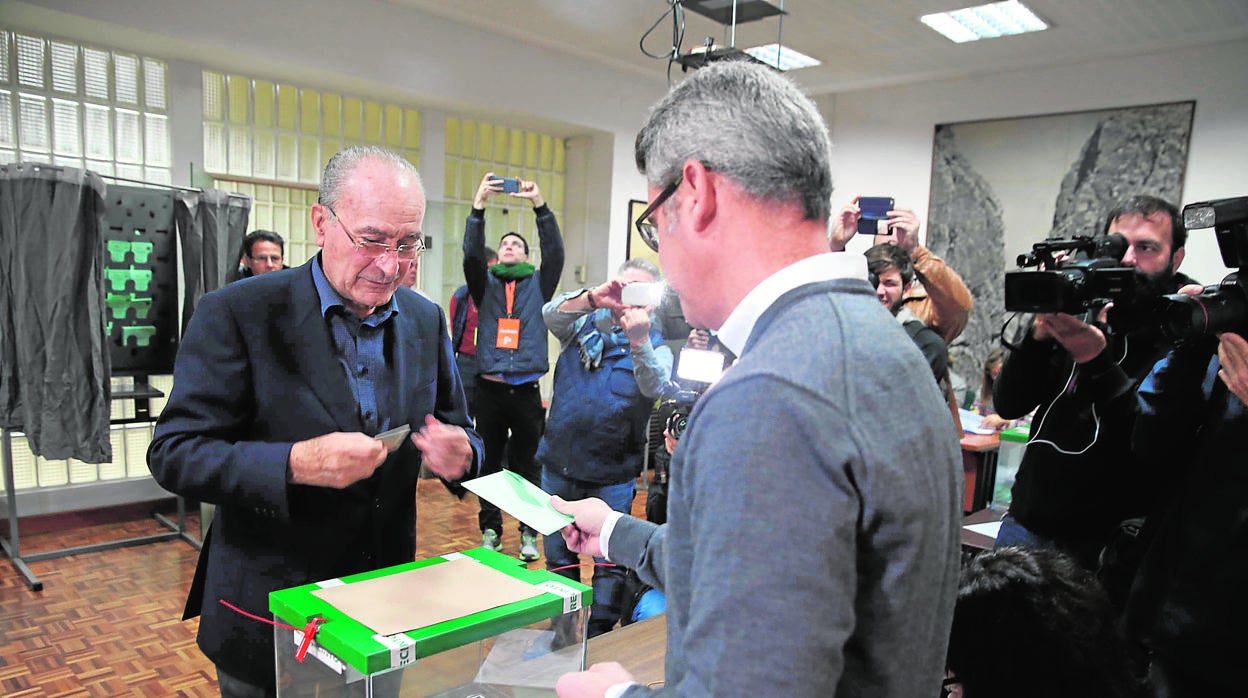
[1122,197,1248,698]
[537,258,672,638]
[866,243,951,384]
[464,172,564,561]
[830,198,973,344]
[993,195,1196,574]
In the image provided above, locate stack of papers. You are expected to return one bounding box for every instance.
[959,408,997,435]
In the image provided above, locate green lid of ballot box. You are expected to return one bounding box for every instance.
[269,548,591,679]
[998,425,1030,443]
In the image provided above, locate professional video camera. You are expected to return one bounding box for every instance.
[1157,197,1248,342]
[1003,234,1135,314]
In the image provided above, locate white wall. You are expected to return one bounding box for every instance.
[6,1,1245,285]
[823,39,1248,285]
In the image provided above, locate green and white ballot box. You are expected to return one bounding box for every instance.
[270,548,591,697]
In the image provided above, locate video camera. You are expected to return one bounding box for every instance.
[1157,197,1248,342]
[1003,234,1135,314]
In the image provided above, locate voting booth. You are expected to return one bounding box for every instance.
[270,548,591,697]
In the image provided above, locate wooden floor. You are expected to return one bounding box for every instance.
[0,480,647,697]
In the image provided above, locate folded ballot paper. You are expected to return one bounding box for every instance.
[462,470,575,536]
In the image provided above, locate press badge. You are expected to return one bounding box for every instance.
[496,317,520,349]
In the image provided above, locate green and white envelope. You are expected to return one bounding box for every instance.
[462,470,575,536]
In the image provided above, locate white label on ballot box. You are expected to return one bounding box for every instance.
[537,579,584,614]
[373,632,417,668]
[292,629,346,675]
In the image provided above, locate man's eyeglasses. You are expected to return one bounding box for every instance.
[325,204,425,260]
[633,174,682,253]
[248,254,282,264]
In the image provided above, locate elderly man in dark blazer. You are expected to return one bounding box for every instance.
[149,145,482,697]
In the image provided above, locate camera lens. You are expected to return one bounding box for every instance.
[1160,288,1247,342]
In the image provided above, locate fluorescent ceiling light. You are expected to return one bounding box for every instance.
[742,44,821,71]
[921,0,1049,43]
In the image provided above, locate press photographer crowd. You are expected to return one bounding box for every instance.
[546,185,1247,698]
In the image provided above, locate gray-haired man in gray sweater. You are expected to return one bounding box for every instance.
[552,62,963,698]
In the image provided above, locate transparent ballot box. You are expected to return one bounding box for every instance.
[270,548,591,697]
[992,425,1030,510]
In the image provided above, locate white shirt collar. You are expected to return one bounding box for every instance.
[717,252,867,358]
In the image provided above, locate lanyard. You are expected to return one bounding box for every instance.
[505,280,516,318]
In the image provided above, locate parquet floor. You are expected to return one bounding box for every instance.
[0,480,647,696]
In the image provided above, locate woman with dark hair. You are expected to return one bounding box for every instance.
[944,546,1143,698]
[974,347,1012,431]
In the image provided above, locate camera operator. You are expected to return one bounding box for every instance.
[1124,326,1248,697]
[648,328,731,525]
[993,195,1196,574]
[1122,198,1248,698]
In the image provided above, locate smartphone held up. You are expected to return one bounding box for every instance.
[857,196,894,235]
[491,176,521,194]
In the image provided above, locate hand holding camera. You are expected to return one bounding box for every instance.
[474,172,543,208]
[1032,312,1107,364]
[829,197,908,251]
[1218,331,1248,403]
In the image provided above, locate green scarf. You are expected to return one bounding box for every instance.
[489,262,535,280]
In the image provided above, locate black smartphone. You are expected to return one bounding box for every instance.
[492,176,521,193]
[857,196,894,235]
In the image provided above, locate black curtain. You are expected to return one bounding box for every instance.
[174,189,251,332]
[0,164,112,463]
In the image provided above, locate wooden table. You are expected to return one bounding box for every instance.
[587,615,667,686]
[959,433,1000,514]
[960,506,1004,552]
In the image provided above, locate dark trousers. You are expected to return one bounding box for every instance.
[541,468,636,637]
[454,353,480,419]
[475,377,545,535]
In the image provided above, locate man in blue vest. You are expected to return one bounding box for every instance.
[464,173,564,560]
[539,258,673,637]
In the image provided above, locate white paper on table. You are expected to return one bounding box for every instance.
[462,470,575,536]
[963,521,1002,539]
[959,408,997,435]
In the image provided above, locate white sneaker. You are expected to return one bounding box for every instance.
[519,532,540,562]
[482,529,502,552]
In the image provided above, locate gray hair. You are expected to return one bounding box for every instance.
[319,145,422,207]
[634,60,833,221]
[618,257,661,280]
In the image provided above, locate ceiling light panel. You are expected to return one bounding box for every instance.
[921,0,1049,43]
[742,43,821,71]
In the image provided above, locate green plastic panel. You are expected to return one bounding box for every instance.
[269,548,591,677]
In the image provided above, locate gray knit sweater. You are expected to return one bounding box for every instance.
[611,278,962,697]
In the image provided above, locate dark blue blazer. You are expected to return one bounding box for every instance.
[148,258,482,687]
